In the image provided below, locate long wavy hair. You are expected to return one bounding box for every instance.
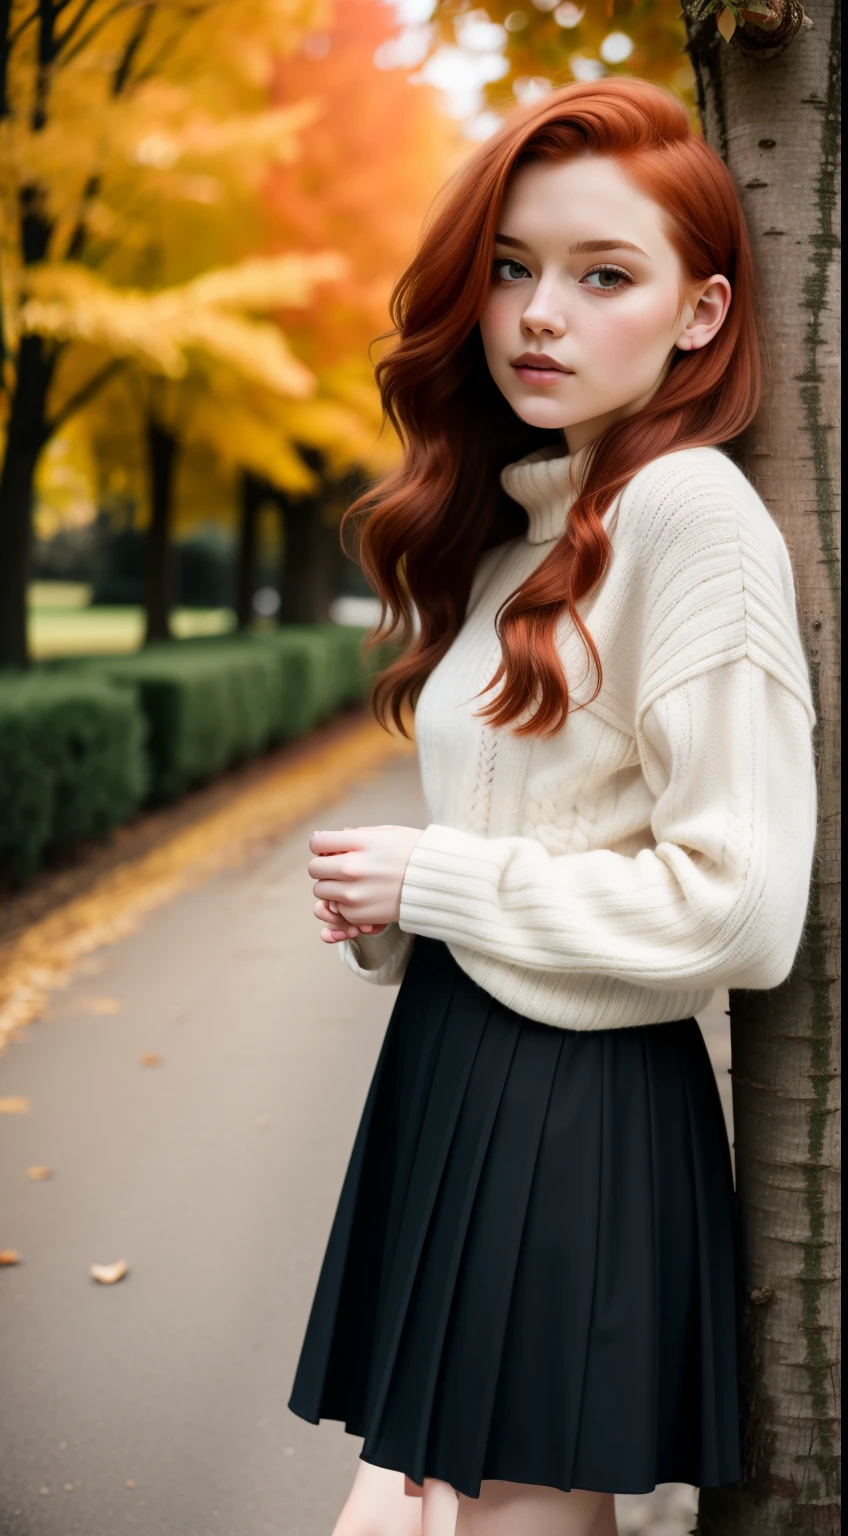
[342,77,762,741]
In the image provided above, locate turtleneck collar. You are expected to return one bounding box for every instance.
[500,441,594,544]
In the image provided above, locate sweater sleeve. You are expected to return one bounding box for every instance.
[398,657,817,993]
[338,922,415,986]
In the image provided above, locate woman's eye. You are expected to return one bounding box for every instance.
[492,258,530,283]
[582,266,632,293]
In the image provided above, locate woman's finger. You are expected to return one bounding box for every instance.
[314,899,386,938]
[314,898,359,937]
[313,898,388,941]
[309,827,362,853]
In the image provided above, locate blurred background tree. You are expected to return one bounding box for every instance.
[421,0,694,127]
[0,0,462,664]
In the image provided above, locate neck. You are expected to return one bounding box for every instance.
[500,441,594,544]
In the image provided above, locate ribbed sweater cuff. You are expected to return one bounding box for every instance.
[338,923,414,985]
[399,823,499,943]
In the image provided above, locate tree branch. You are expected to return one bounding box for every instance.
[0,0,11,126]
[58,0,144,67]
[44,356,124,439]
[54,0,101,50]
[130,1,215,86]
[59,4,157,263]
[32,0,57,131]
[7,2,39,54]
[112,0,154,94]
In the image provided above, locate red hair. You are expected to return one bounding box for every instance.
[342,77,762,740]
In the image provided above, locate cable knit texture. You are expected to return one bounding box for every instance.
[340,444,818,1030]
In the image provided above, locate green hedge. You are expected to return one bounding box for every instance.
[163,624,400,739]
[0,672,149,883]
[74,643,284,801]
[49,624,401,805]
[4,624,402,880]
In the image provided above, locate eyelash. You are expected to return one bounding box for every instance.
[491,259,634,294]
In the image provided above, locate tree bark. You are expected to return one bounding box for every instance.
[277,495,343,623]
[0,188,54,670]
[684,6,841,1533]
[143,417,178,645]
[235,470,264,629]
[0,2,170,668]
[0,333,54,669]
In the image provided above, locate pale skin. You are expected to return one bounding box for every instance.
[307,151,732,1536]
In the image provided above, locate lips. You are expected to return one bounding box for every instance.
[511,353,572,373]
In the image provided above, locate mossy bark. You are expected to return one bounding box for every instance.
[684,4,841,1532]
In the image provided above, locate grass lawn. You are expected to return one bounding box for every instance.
[28,583,236,659]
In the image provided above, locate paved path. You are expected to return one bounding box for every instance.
[0,753,732,1536]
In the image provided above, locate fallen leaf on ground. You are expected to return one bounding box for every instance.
[139,1052,161,1067]
[90,1259,128,1283]
[0,1096,30,1114]
[0,1249,22,1265]
[27,1166,53,1180]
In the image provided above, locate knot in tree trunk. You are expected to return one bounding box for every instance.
[732,0,813,57]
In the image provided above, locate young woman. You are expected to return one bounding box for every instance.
[286,78,818,1536]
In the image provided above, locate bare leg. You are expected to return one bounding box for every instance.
[455,1481,618,1536]
[422,1478,459,1536]
[331,1459,423,1536]
[331,1462,617,1536]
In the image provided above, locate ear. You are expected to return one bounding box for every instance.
[675,274,732,352]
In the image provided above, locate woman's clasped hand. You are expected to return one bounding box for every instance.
[308,824,425,944]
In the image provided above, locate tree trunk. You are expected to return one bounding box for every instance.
[277,496,343,623]
[235,470,264,629]
[0,333,53,669]
[143,418,178,645]
[684,7,841,1534]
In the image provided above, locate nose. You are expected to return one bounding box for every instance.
[521,276,567,338]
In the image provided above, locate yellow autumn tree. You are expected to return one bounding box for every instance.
[0,0,377,659]
[248,0,465,623]
[76,0,464,633]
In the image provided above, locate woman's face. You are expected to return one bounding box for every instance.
[478,153,730,453]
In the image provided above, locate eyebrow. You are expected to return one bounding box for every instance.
[495,233,649,258]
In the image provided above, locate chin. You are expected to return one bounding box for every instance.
[510,398,571,431]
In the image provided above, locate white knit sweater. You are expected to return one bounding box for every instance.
[340,444,818,1030]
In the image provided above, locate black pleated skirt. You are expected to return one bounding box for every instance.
[287,935,743,1498]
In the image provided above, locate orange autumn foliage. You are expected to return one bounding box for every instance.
[267,0,465,379]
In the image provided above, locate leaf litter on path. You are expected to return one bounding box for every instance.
[0,715,413,1058]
